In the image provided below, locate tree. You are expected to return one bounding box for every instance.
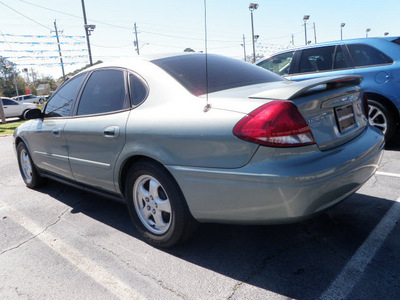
[0,57,26,97]
[184,48,195,52]
[62,60,103,80]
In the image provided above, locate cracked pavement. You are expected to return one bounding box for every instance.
[1,134,400,299]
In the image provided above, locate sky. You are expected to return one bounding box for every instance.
[0,0,399,80]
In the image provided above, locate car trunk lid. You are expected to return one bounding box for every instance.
[210,76,369,151]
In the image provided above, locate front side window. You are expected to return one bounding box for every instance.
[299,46,336,73]
[2,98,17,105]
[347,44,393,67]
[77,69,127,115]
[257,51,295,76]
[44,74,85,117]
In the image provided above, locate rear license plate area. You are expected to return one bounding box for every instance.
[335,104,356,133]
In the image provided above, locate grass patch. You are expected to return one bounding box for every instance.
[0,120,26,135]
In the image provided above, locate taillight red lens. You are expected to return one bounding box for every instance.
[233,101,316,147]
[362,93,369,117]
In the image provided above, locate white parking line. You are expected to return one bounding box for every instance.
[376,171,400,178]
[320,197,400,299]
[0,200,146,300]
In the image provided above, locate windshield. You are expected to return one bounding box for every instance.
[152,54,284,96]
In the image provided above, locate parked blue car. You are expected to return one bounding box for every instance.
[256,37,400,142]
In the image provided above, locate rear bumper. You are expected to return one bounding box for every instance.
[167,126,384,224]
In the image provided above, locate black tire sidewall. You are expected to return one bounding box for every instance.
[125,161,187,248]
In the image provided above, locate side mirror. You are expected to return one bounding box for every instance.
[24,108,43,120]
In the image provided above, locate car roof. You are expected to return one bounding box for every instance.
[81,52,206,72]
[257,36,400,62]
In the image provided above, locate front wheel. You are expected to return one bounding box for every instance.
[125,161,197,248]
[368,99,396,142]
[17,142,46,188]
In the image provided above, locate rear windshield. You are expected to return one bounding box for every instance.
[152,54,284,96]
[392,38,400,46]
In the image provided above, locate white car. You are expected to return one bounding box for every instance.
[14,94,45,105]
[1,97,36,119]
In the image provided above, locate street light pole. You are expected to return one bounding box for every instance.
[303,15,310,45]
[341,23,345,40]
[249,3,259,63]
[313,22,317,44]
[366,28,371,38]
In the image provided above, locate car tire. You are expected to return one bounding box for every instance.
[125,161,198,248]
[20,109,29,120]
[368,99,396,142]
[17,142,46,188]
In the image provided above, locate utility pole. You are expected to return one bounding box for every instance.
[241,34,246,61]
[0,99,5,124]
[134,22,140,55]
[52,20,66,81]
[81,0,93,65]
[291,34,295,47]
[12,69,19,98]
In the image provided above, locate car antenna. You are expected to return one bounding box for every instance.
[203,0,211,113]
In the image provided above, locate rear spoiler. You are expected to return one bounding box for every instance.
[249,75,363,100]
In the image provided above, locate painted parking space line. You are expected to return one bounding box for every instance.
[376,171,400,178]
[320,197,400,299]
[0,199,146,300]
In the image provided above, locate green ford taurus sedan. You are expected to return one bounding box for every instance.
[14,53,384,247]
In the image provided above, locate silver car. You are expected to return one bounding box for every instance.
[14,94,45,105]
[1,97,36,119]
[14,53,384,247]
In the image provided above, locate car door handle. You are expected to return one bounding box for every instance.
[52,128,61,137]
[103,126,120,138]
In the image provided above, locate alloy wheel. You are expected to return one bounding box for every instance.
[368,103,387,134]
[20,149,33,184]
[133,175,172,235]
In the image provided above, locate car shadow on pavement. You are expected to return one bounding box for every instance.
[39,180,400,299]
[386,130,400,150]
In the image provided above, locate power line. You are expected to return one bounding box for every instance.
[0,0,52,31]
[14,0,241,43]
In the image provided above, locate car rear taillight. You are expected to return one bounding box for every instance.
[233,101,316,147]
[362,93,369,117]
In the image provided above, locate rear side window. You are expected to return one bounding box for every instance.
[333,46,349,69]
[45,74,85,117]
[152,54,284,96]
[77,69,127,115]
[347,44,393,67]
[299,46,335,73]
[129,73,148,106]
[257,51,295,75]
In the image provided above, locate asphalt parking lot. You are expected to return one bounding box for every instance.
[1,132,399,299]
